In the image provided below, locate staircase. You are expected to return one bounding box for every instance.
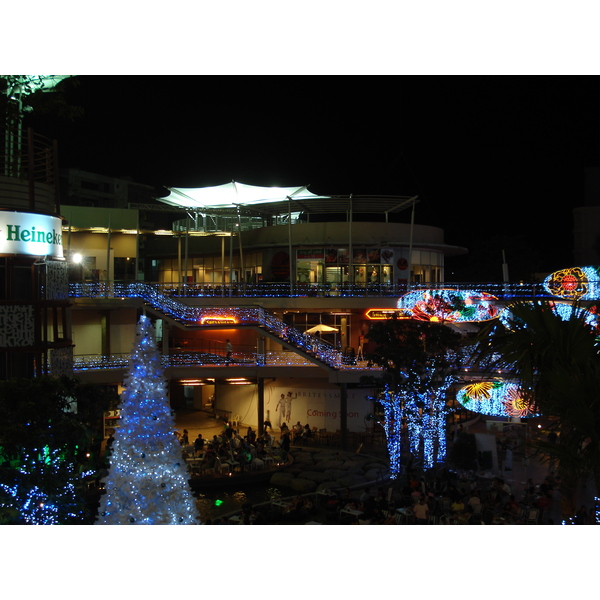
[71,282,342,370]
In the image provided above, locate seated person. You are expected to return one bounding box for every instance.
[451,498,465,514]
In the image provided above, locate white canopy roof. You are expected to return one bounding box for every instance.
[158,181,326,211]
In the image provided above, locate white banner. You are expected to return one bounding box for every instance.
[0,211,64,258]
[265,386,374,432]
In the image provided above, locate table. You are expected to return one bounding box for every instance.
[340,508,364,519]
[396,507,413,524]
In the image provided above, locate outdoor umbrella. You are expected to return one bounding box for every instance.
[306,324,339,334]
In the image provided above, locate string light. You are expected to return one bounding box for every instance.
[500,301,600,331]
[0,447,84,525]
[374,363,456,476]
[543,266,600,300]
[95,315,201,525]
[397,289,502,322]
[456,381,539,418]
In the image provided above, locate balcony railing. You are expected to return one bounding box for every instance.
[72,350,378,372]
[69,280,553,301]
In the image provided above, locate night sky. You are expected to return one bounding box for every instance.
[24,75,600,281]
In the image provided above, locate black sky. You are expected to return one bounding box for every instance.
[24,75,600,278]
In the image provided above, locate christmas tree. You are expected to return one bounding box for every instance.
[96,315,200,524]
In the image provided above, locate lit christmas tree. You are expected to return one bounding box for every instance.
[96,315,200,524]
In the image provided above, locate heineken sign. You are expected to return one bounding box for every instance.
[0,212,64,258]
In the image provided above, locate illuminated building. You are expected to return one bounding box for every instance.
[1,102,72,378]
[57,178,467,439]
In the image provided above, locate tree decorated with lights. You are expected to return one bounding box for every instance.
[96,315,200,524]
[366,316,462,477]
[0,376,101,525]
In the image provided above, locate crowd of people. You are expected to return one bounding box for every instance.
[392,470,567,525]
[178,422,290,474]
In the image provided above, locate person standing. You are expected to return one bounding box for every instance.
[413,497,429,524]
[225,339,233,365]
[194,434,204,455]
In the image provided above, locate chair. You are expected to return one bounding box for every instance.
[252,458,265,470]
[188,462,202,475]
[227,451,241,472]
[215,458,230,474]
[526,509,539,524]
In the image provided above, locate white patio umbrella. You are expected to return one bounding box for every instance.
[306,324,339,334]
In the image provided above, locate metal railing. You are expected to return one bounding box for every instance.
[1,127,59,185]
[72,350,377,372]
[70,280,555,301]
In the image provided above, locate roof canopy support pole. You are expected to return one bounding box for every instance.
[348,195,353,286]
[135,212,140,281]
[408,199,415,290]
[288,196,293,296]
[221,236,225,296]
[105,216,111,296]
[229,219,234,296]
[177,232,182,291]
[184,217,189,288]
[236,206,245,294]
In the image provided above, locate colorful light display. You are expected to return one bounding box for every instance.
[95,316,200,525]
[499,301,600,332]
[0,447,85,525]
[397,289,502,322]
[456,381,539,418]
[543,266,600,300]
[375,364,455,476]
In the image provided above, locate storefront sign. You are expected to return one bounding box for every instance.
[365,308,410,320]
[297,249,324,260]
[0,212,63,258]
[200,316,237,325]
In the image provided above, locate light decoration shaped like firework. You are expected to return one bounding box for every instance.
[456,381,539,418]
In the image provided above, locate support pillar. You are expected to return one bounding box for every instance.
[257,377,265,436]
[100,310,110,356]
[340,382,348,450]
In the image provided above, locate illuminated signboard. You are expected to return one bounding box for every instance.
[200,317,237,325]
[0,212,64,259]
[365,309,411,320]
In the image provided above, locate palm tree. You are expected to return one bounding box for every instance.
[472,300,600,518]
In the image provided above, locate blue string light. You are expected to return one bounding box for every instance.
[95,315,201,525]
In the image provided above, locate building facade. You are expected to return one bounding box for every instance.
[0,128,72,379]
[59,179,468,437]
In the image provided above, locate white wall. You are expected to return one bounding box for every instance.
[215,378,376,433]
